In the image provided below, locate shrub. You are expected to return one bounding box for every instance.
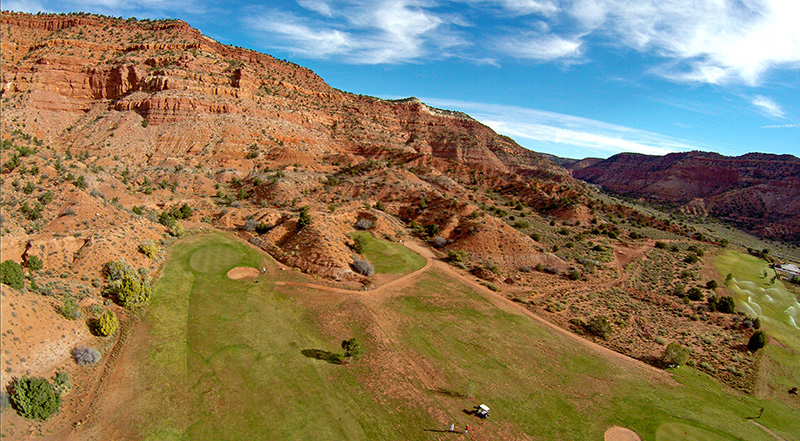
[59,297,81,320]
[447,249,467,264]
[687,287,703,301]
[352,259,374,276]
[654,241,667,249]
[351,235,367,254]
[25,255,43,271]
[10,376,61,420]
[297,206,311,229]
[512,220,530,229]
[72,345,101,365]
[586,316,612,340]
[244,218,257,232]
[705,280,718,290]
[716,296,736,314]
[663,342,690,367]
[568,270,581,281]
[748,330,767,351]
[530,233,541,241]
[684,254,700,264]
[432,236,447,247]
[51,371,71,396]
[104,259,152,307]
[0,260,24,289]
[93,310,119,337]
[354,219,372,230]
[519,265,532,273]
[138,240,161,259]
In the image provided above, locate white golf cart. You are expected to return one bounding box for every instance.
[475,404,490,419]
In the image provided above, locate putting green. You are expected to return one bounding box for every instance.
[656,422,733,441]
[189,245,243,274]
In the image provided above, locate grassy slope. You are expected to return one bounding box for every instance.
[133,233,798,440]
[350,230,426,274]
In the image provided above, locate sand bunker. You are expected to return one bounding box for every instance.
[227,267,261,280]
[604,426,641,441]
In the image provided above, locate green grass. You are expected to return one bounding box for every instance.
[655,422,733,441]
[714,250,800,411]
[350,231,426,274]
[130,233,799,441]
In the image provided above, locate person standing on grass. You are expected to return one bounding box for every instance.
[465,425,469,435]
[450,423,455,432]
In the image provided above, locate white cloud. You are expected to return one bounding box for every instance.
[245,1,465,64]
[761,123,798,129]
[421,97,700,157]
[499,33,583,60]
[564,0,800,85]
[752,95,786,118]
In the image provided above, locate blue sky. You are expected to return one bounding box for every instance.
[4,0,800,159]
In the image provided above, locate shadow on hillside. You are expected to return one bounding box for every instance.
[301,349,342,364]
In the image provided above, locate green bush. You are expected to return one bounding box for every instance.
[25,255,43,271]
[104,259,152,307]
[568,270,581,281]
[10,376,61,420]
[663,342,690,367]
[93,310,119,337]
[705,280,718,290]
[297,206,312,229]
[138,240,161,259]
[0,260,24,289]
[687,287,703,301]
[51,371,71,396]
[716,296,735,314]
[748,330,767,351]
[586,316,612,340]
[59,297,81,320]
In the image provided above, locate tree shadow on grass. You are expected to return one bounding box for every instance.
[301,349,342,364]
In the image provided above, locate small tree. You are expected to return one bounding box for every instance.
[93,310,119,337]
[297,206,312,229]
[716,296,736,314]
[663,342,690,367]
[0,260,24,289]
[341,338,362,361]
[705,280,718,290]
[138,240,161,259]
[10,376,61,420]
[748,330,767,351]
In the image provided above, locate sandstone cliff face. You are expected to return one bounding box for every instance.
[573,151,800,243]
[0,11,563,179]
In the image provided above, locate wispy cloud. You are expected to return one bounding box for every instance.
[498,33,584,61]
[762,123,799,129]
[752,96,786,118]
[245,1,466,64]
[421,97,700,157]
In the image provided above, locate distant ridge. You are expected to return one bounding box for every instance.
[573,151,800,244]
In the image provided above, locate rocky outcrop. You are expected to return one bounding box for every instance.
[573,151,800,243]
[0,11,564,179]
